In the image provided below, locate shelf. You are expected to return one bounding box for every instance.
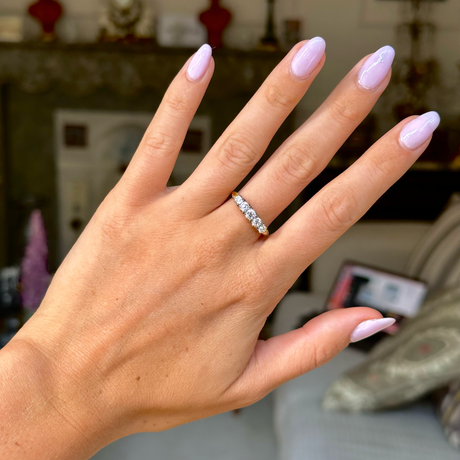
[0,41,286,97]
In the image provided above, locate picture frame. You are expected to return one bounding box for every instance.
[157,14,206,48]
[0,16,25,43]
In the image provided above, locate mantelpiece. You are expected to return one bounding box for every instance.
[0,42,285,97]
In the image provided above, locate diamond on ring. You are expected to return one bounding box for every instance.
[231,191,269,236]
[234,195,244,205]
[240,202,250,213]
[253,219,267,234]
[245,209,257,221]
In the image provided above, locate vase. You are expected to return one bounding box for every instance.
[28,0,63,42]
[258,0,279,51]
[199,0,232,49]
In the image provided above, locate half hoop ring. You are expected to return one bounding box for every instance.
[232,191,269,236]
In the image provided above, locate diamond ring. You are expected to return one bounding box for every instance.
[232,191,269,236]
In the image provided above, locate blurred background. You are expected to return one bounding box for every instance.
[1,1,460,459]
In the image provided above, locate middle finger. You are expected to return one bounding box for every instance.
[235,45,395,228]
[181,38,327,212]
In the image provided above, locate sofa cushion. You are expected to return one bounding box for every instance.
[445,257,460,289]
[406,193,460,291]
[322,284,460,412]
[436,379,460,450]
[274,347,460,460]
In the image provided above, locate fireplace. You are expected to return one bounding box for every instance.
[54,109,211,260]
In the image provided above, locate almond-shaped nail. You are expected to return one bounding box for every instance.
[399,111,441,150]
[350,318,396,343]
[357,45,395,90]
[187,44,212,82]
[291,37,326,80]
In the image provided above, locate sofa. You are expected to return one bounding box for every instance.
[272,201,460,459]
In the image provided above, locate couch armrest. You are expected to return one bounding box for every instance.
[311,222,431,294]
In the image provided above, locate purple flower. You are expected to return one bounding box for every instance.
[21,210,50,311]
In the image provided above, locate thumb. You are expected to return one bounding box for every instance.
[228,308,394,405]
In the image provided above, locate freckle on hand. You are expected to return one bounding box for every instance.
[136,376,141,381]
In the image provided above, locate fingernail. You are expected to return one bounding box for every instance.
[291,37,326,80]
[399,111,441,150]
[187,44,212,82]
[357,45,395,90]
[350,318,396,343]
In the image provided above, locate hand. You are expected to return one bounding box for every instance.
[0,40,439,460]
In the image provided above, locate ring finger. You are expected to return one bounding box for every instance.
[234,46,395,231]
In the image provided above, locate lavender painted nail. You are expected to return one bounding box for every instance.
[187,44,212,82]
[291,37,326,80]
[350,318,396,343]
[357,45,395,90]
[399,111,441,150]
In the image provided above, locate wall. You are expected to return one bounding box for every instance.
[1,0,459,121]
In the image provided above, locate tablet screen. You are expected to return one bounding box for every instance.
[326,261,429,335]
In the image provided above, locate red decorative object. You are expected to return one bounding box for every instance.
[199,0,232,49]
[28,0,63,42]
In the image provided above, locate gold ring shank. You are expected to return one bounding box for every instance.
[232,191,269,236]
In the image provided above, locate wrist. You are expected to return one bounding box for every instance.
[0,335,116,460]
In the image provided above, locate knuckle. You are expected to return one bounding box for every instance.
[163,92,190,114]
[312,340,342,369]
[367,153,394,178]
[143,130,178,159]
[276,144,316,186]
[219,133,257,171]
[241,250,278,302]
[329,97,362,127]
[224,379,266,409]
[192,231,232,268]
[264,84,296,110]
[97,202,135,244]
[254,257,271,286]
[246,260,271,297]
[319,187,358,233]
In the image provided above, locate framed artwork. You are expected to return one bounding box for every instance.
[54,110,211,260]
[157,15,206,48]
[0,16,24,42]
[326,261,428,335]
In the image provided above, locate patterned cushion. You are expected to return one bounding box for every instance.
[322,284,460,412]
[405,193,460,291]
[436,380,460,450]
[445,258,460,288]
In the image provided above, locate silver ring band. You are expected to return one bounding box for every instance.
[232,192,269,236]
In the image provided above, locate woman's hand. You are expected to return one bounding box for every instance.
[0,40,439,460]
